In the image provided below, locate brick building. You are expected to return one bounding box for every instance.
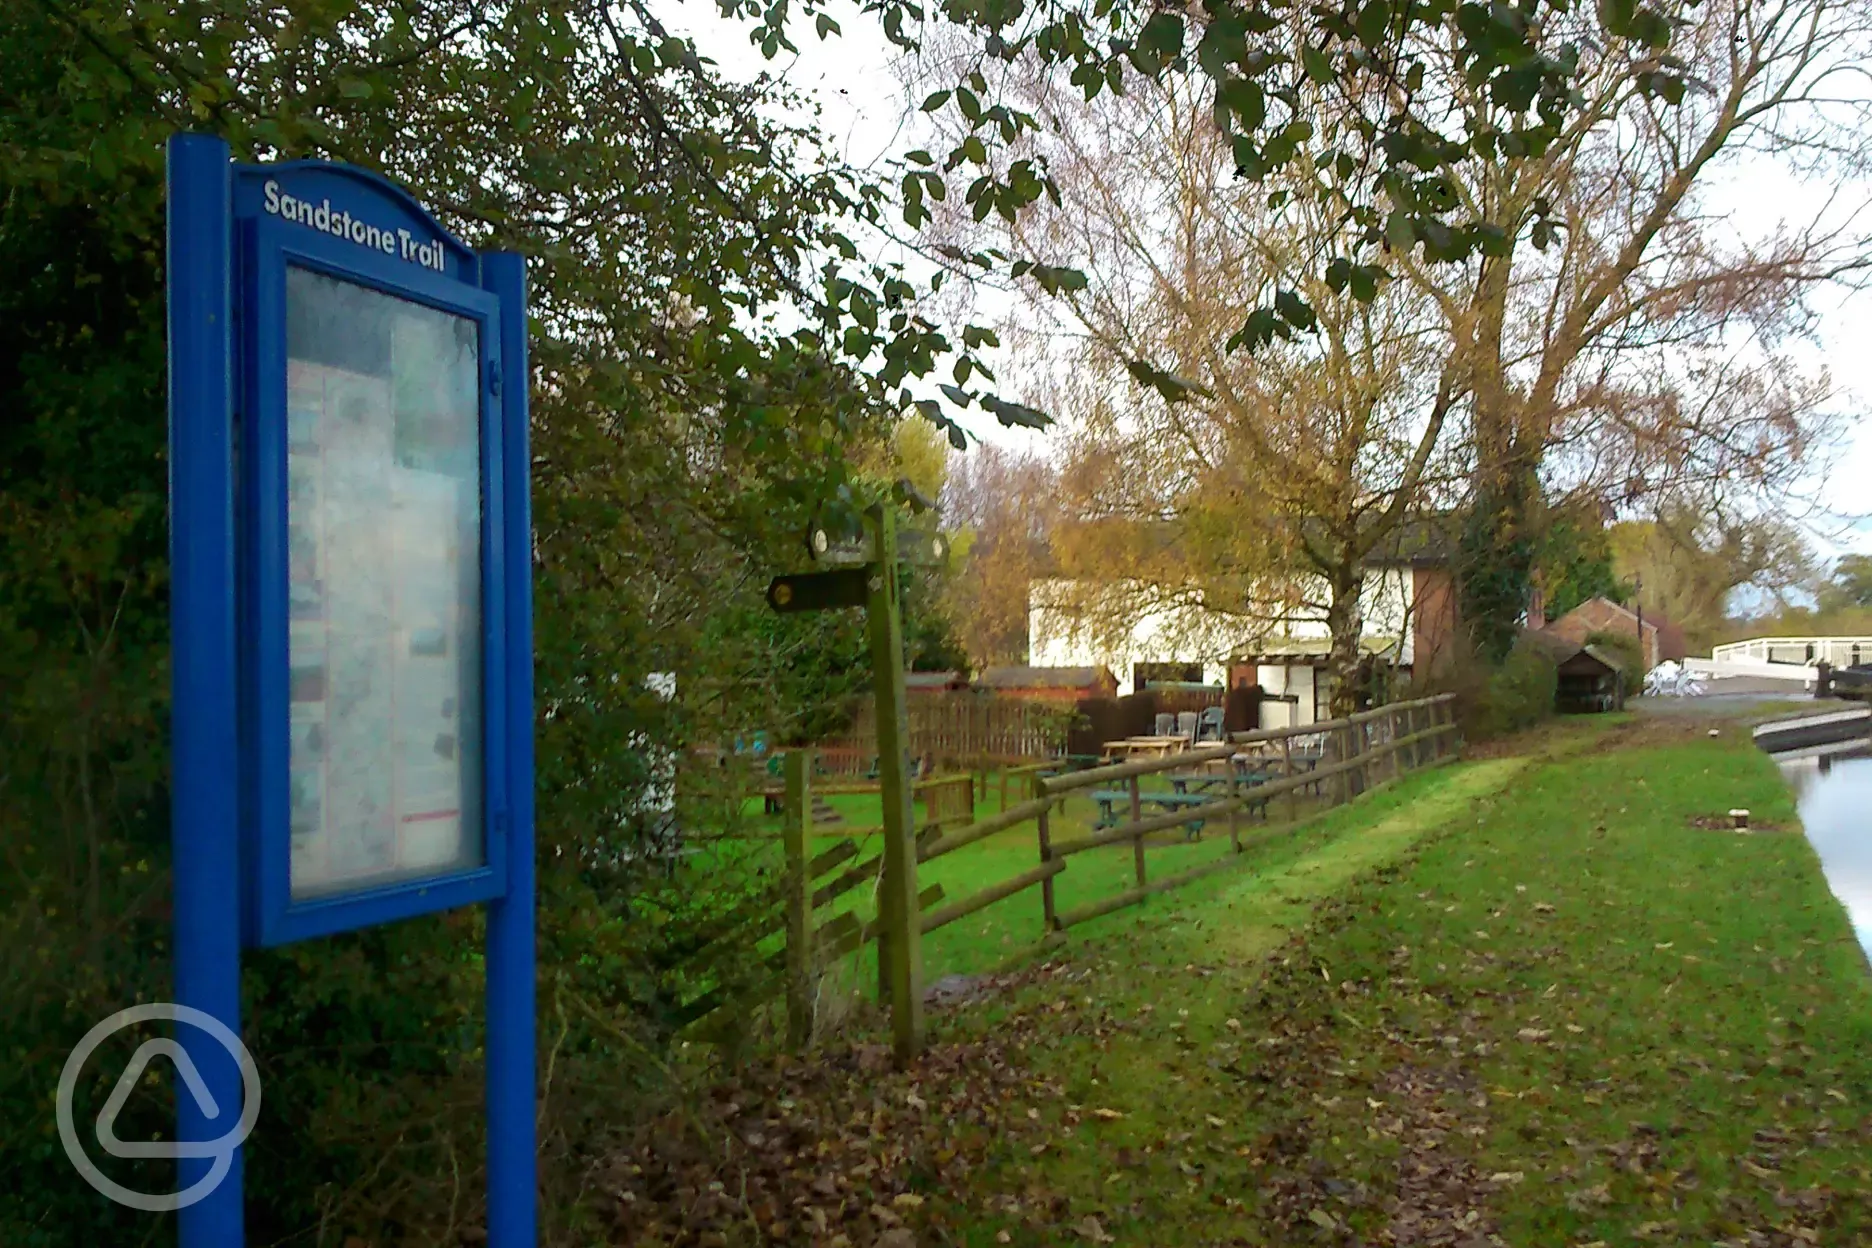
[1537,595,1687,670]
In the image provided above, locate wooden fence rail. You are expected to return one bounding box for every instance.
[694,694,1461,1053]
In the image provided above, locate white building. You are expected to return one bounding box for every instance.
[1028,557,1457,726]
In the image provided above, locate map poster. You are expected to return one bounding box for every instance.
[284,266,484,901]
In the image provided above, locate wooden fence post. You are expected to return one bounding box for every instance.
[1350,723,1365,798]
[1334,725,1349,805]
[1035,773,1058,931]
[783,749,814,1050]
[1227,758,1242,850]
[865,505,924,1061]
[1282,732,1297,821]
[1129,772,1146,890]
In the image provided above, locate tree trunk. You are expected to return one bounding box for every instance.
[1456,249,1537,663]
[1459,449,1539,664]
[1325,569,1365,719]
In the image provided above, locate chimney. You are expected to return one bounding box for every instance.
[1527,574,1547,632]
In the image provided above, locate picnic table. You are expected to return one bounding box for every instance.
[1099,735,1190,762]
[1226,746,1325,792]
[1088,789,1213,836]
[1087,784,1272,837]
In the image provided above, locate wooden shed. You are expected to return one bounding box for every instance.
[1554,644,1627,713]
[975,664,1118,702]
[904,670,967,694]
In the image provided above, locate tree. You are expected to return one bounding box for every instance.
[0,1,925,1239]
[733,0,1691,425]
[928,70,1465,712]
[1609,505,1816,649]
[1539,508,1628,619]
[1820,554,1872,611]
[1354,0,1872,656]
[940,444,1061,668]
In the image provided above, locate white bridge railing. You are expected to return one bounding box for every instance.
[1710,637,1872,669]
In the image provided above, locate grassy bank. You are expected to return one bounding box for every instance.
[938,718,1872,1245]
[616,718,1872,1247]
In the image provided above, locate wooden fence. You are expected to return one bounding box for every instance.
[689,693,1460,1051]
[830,692,1068,766]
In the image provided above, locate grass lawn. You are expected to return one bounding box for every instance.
[923,716,1872,1245]
[622,717,1872,1247]
[620,717,1872,1247]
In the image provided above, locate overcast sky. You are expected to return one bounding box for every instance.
[663,1,1870,562]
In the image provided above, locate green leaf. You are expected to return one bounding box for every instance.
[1302,46,1334,86]
[1126,358,1214,403]
[1349,263,1387,302]
[1140,11,1186,57]
[1274,288,1317,332]
[1356,0,1392,47]
[980,394,1053,429]
[921,89,951,112]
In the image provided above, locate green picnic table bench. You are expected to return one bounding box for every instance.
[1089,789,1210,833]
[1090,787,1275,836]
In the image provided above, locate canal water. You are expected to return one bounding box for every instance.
[1775,741,1872,957]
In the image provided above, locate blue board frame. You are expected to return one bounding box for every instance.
[240,214,510,946]
[167,134,536,1248]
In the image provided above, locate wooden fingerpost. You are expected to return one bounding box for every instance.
[782,749,815,1049]
[1129,772,1146,890]
[865,505,924,1062]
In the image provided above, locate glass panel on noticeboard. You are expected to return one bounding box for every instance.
[284,266,484,900]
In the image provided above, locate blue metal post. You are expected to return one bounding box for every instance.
[480,251,536,1247]
[166,133,247,1246]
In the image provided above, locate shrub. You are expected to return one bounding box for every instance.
[1466,642,1559,739]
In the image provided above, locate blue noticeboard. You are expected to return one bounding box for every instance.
[167,134,536,1247]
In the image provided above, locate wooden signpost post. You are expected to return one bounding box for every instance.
[767,501,943,1061]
